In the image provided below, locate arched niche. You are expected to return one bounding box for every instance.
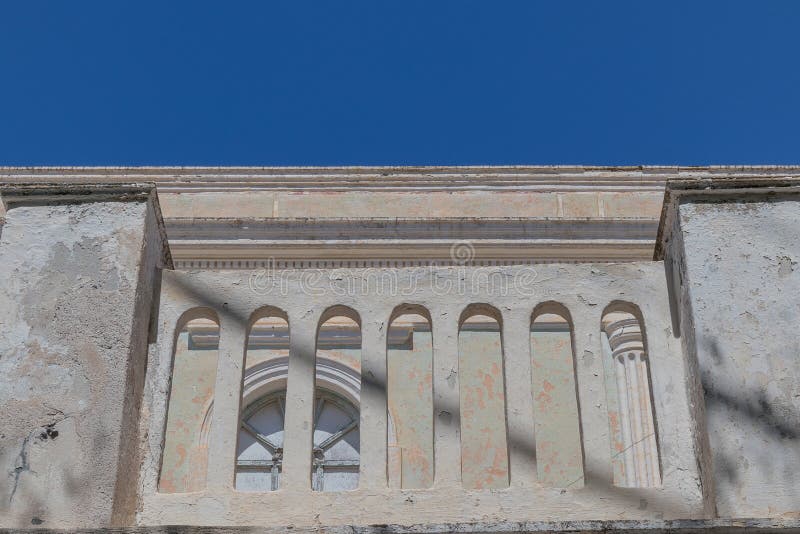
[313,305,362,491]
[601,301,661,488]
[386,304,434,489]
[457,303,509,489]
[530,302,584,488]
[235,307,290,491]
[159,308,220,494]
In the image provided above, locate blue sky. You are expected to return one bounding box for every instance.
[1,2,798,165]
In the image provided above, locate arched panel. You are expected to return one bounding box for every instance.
[235,308,290,492]
[387,305,433,489]
[601,302,661,488]
[159,310,220,493]
[458,304,509,489]
[313,307,362,491]
[530,303,584,488]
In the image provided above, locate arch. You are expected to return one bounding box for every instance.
[241,307,291,405]
[458,302,503,330]
[386,304,434,489]
[159,309,220,494]
[530,302,584,488]
[458,303,509,489]
[318,305,362,334]
[235,307,290,491]
[601,301,661,488]
[313,306,363,491]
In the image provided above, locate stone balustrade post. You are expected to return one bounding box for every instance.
[572,305,612,488]
[206,312,249,492]
[280,312,319,491]
[501,308,538,488]
[358,306,390,489]
[431,306,462,488]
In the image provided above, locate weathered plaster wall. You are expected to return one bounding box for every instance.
[159,329,219,493]
[531,319,584,488]
[0,190,168,529]
[388,327,434,489]
[458,324,510,490]
[671,196,800,517]
[138,263,701,527]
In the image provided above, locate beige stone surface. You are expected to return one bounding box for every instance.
[601,192,663,219]
[159,192,275,219]
[0,186,169,529]
[660,180,800,517]
[138,263,701,527]
[274,191,561,218]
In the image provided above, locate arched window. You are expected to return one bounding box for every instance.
[236,311,290,491]
[530,304,584,488]
[601,304,661,487]
[159,311,220,493]
[313,308,362,491]
[387,305,433,489]
[458,305,509,489]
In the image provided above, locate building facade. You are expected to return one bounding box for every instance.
[0,167,799,533]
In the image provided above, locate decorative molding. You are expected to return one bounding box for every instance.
[654,176,800,260]
[3,166,800,193]
[0,181,174,269]
[167,216,658,267]
[0,182,155,209]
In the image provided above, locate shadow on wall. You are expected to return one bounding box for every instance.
[700,337,800,498]
[159,275,800,519]
[5,409,105,528]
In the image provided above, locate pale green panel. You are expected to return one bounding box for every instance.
[160,331,219,493]
[530,329,584,488]
[458,330,509,489]
[387,331,434,489]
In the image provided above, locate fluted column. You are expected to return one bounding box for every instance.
[603,314,660,487]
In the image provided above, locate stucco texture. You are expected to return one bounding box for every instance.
[675,197,800,517]
[0,196,166,529]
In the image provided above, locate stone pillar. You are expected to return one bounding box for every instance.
[656,177,800,517]
[431,306,462,487]
[0,184,171,528]
[206,313,248,492]
[281,312,318,491]
[501,309,537,488]
[359,310,389,489]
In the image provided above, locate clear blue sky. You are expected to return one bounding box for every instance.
[1,2,798,165]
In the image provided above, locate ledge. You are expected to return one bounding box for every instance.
[0,182,173,269]
[2,166,800,193]
[166,217,658,267]
[4,518,800,533]
[654,177,800,260]
[0,182,157,209]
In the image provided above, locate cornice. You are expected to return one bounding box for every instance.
[654,176,800,260]
[167,217,657,268]
[0,182,174,269]
[0,182,155,209]
[2,166,800,193]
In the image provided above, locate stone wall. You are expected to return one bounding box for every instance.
[0,184,170,529]
[657,179,800,518]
